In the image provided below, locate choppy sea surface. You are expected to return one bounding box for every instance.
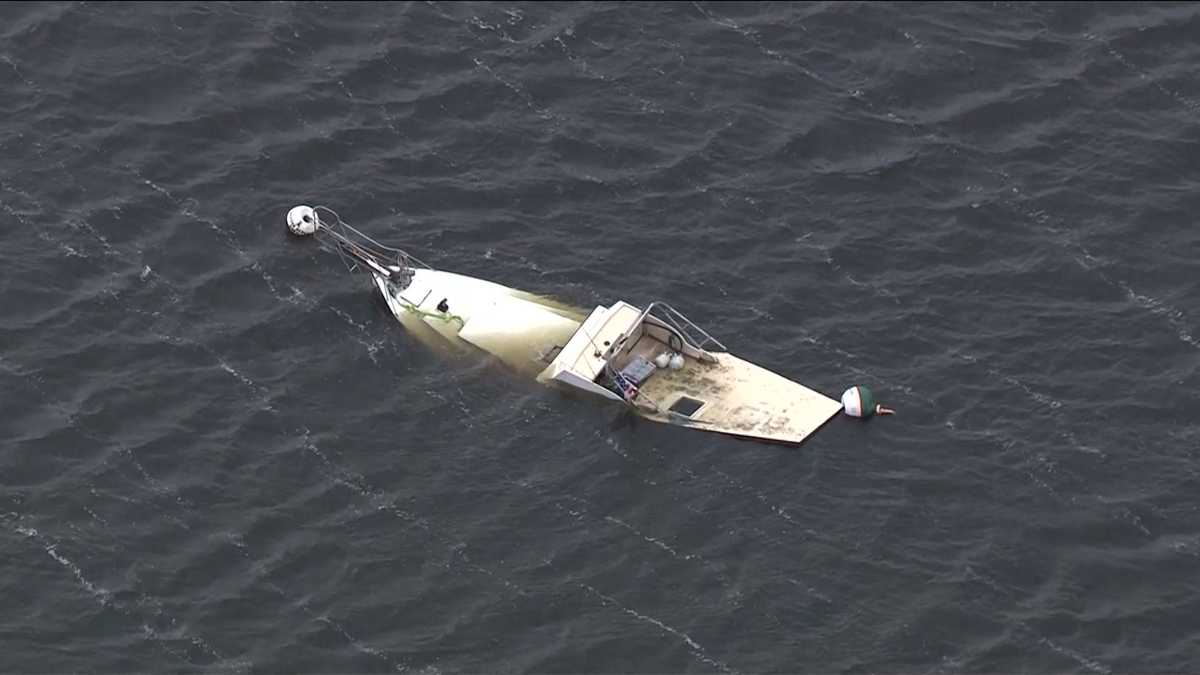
[2,2,1199,673]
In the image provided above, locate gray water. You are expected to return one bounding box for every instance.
[2,2,1199,673]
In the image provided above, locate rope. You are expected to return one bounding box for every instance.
[397,298,465,327]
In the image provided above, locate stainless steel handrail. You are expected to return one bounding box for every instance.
[633,301,727,353]
[312,205,434,275]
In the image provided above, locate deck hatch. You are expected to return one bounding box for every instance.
[668,396,706,417]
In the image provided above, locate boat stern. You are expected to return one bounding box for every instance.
[634,353,842,445]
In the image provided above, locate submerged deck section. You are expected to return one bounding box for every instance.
[376,269,583,375]
[636,351,842,445]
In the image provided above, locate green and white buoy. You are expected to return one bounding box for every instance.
[841,385,895,418]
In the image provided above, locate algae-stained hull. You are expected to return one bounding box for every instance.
[373,268,583,377]
[635,353,843,445]
[374,270,842,446]
[291,203,841,447]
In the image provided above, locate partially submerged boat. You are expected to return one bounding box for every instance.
[287,205,842,446]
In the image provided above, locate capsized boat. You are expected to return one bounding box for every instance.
[287,205,842,446]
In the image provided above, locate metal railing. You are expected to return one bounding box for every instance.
[633,301,727,355]
[311,206,433,280]
[599,300,726,412]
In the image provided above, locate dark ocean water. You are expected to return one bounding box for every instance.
[2,2,1199,672]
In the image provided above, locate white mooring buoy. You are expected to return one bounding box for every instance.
[841,385,895,418]
[286,205,319,236]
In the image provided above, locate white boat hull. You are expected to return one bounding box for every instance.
[374,269,583,376]
[287,205,844,445]
[374,270,842,446]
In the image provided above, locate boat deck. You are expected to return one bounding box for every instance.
[616,334,842,445]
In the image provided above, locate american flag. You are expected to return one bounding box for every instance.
[613,372,639,400]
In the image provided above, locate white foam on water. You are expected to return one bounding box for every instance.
[81,505,108,525]
[552,33,664,114]
[1165,534,1200,558]
[995,370,1062,410]
[1039,637,1111,675]
[215,358,275,411]
[329,305,369,333]
[300,428,526,596]
[130,169,305,308]
[68,218,118,257]
[1117,506,1152,537]
[223,526,406,672]
[323,65,355,101]
[1087,33,1200,116]
[966,563,1111,674]
[448,543,526,597]
[795,333,878,387]
[1116,280,1200,350]
[39,539,112,605]
[692,1,929,141]
[603,514,706,563]
[262,575,407,672]
[784,578,833,604]
[931,654,965,674]
[456,0,645,137]
[2,194,85,262]
[968,422,1068,503]
[12,521,226,665]
[313,613,406,672]
[602,431,825,557]
[327,306,387,363]
[3,59,493,675]
[0,354,80,428]
[138,175,245,256]
[1014,200,1199,353]
[709,467,802,527]
[120,445,193,512]
[963,564,1016,599]
[217,359,256,391]
[784,23,1200,442]
[4,186,78,261]
[303,426,757,660]
[1,53,38,90]
[7,34,1132,667]
[468,15,519,44]
[471,57,559,124]
[580,582,735,674]
[691,2,825,85]
[550,500,586,522]
[1059,429,1104,457]
[948,350,1112,459]
[546,440,820,611]
[604,436,629,459]
[8,175,191,311]
[796,231,902,305]
[154,331,276,411]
